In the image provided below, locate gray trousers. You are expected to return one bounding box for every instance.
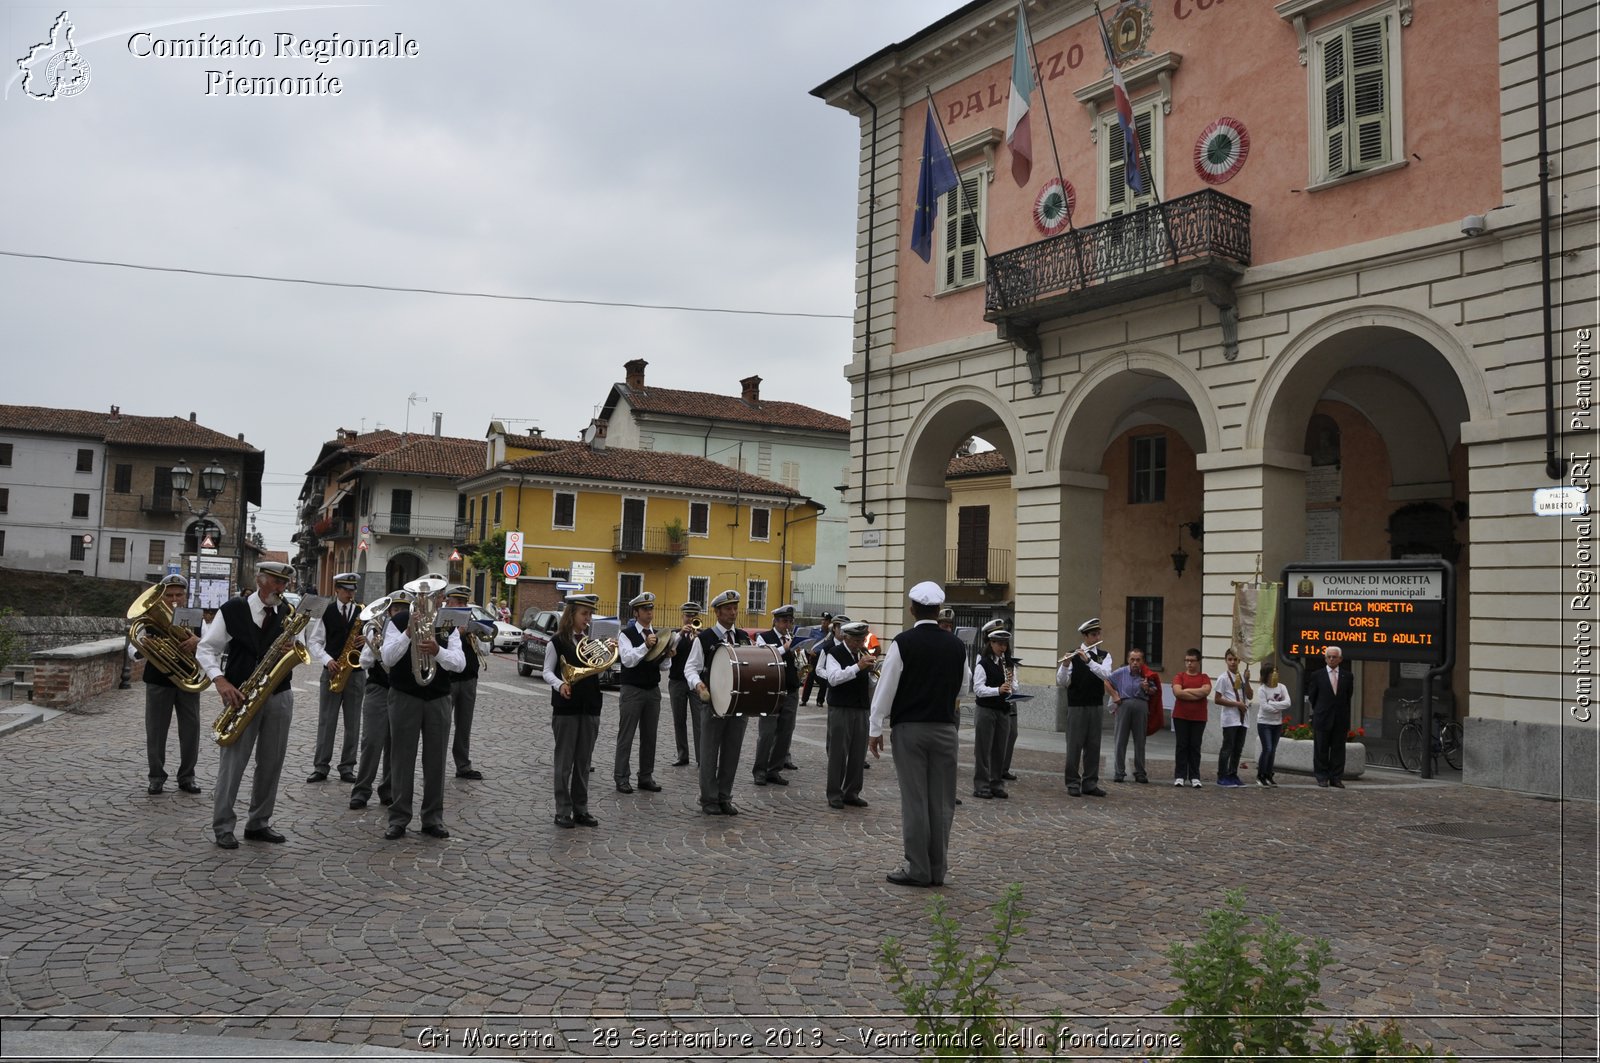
[388,689,449,830]
[615,684,661,785]
[825,706,868,801]
[313,668,364,775]
[972,703,1010,794]
[697,702,748,806]
[669,677,700,763]
[890,722,958,886]
[753,689,799,780]
[451,676,478,774]
[145,684,200,785]
[1063,701,1104,790]
[351,679,391,802]
[552,713,599,817]
[1002,706,1019,775]
[212,687,292,838]
[1113,698,1149,780]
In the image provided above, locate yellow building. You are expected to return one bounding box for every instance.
[458,428,821,624]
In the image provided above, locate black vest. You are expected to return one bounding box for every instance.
[1065,649,1109,706]
[887,623,965,726]
[669,626,693,681]
[550,632,603,716]
[384,610,454,701]
[366,657,390,689]
[756,628,799,690]
[618,621,663,688]
[824,642,871,708]
[321,600,358,661]
[695,625,752,685]
[975,654,1008,711]
[219,596,286,693]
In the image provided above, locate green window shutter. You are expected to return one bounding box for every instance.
[1350,19,1390,168]
[942,174,983,287]
[1321,32,1350,177]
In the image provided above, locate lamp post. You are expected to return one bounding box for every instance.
[171,457,227,603]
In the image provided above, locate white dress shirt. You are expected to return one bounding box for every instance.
[307,599,360,668]
[618,620,657,668]
[380,617,465,674]
[1055,644,1115,687]
[972,655,1007,699]
[196,591,301,682]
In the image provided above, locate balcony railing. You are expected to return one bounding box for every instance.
[985,188,1251,329]
[612,524,690,558]
[139,494,179,516]
[946,548,1013,586]
[364,512,465,539]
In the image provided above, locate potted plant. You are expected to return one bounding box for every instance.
[664,518,687,553]
[1272,721,1367,777]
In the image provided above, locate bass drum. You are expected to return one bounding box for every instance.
[708,644,785,718]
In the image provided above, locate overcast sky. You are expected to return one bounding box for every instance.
[1,0,945,553]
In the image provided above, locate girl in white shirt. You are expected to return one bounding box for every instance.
[1254,664,1291,787]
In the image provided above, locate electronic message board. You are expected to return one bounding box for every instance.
[1280,562,1450,665]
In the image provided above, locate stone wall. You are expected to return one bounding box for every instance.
[29,638,137,710]
[11,617,129,656]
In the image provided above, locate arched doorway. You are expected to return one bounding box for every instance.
[385,549,426,593]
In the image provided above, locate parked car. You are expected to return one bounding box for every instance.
[519,612,622,689]
[467,604,523,652]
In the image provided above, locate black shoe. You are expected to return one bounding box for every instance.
[384,825,406,840]
[147,782,163,795]
[843,796,869,807]
[615,782,634,794]
[637,780,661,792]
[1084,787,1108,797]
[306,772,328,783]
[862,762,871,769]
[955,798,963,805]
[456,769,483,780]
[766,774,789,787]
[178,780,202,794]
[1067,786,1082,796]
[1330,779,1346,788]
[349,797,368,809]
[338,772,358,784]
[1114,776,1127,783]
[828,798,845,809]
[1135,776,1149,784]
[718,801,740,816]
[974,790,994,799]
[752,776,768,786]
[672,756,690,767]
[1317,779,1331,787]
[886,871,930,888]
[701,804,725,816]
[783,761,799,771]
[421,824,451,839]
[214,833,238,849]
[1001,772,1018,781]
[574,813,599,827]
[243,827,286,843]
[553,814,575,828]
[378,792,393,806]
[991,788,1009,799]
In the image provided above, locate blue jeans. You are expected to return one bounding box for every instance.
[1257,722,1283,780]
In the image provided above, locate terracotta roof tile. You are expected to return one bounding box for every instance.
[947,451,1011,478]
[342,436,487,480]
[613,384,849,434]
[498,444,810,500]
[0,404,259,453]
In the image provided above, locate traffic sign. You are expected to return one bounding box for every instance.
[505,531,524,562]
[503,561,522,580]
[555,581,583,591]
[571,561,596,584]
[81,533,94,545]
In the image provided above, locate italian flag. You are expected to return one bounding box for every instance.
[1006,4,1034,187]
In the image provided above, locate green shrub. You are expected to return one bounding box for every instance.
[0,607,19,674]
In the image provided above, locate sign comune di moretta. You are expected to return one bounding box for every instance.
[1280,561,1452,665]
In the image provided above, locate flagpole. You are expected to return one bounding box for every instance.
[927,88,991,265]
[1022,4,1071,232]
[1093,3,1179,266]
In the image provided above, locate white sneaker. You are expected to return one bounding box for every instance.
[1174,778,1186,787]
[1190,779,1204,788]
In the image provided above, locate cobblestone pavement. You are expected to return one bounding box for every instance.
[1,665,1595,1061]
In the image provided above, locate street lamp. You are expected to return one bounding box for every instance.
[172,457,229,599]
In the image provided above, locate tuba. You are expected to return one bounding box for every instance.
[359,594,394,669]
[213,597,313,746]
[127,583,210,694]
[562,632,620,685]
[403,576,448,685]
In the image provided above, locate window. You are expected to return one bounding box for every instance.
[114,464,132,493]
[620,497,646,552]
[467,497,476,532]
[688,501,709,536]
[109,537,126,563]
[390,488,412,535]
[69,535,86,561]
[494,490,503,526]
[0,488,7,513]
[0,443,11,466]
[548,566,570,581]
[1126,597,1165,669]
[1311,13,1397,184]
[1100,103,1161,216]
[749,507,770,541]
[72,493,90,519]
[618,573,643,608]
[938,169,987,292]
[76,448,93,473]
[148,539,165,565]
[478,494,488,538]
[457,493,468,520]
[956,505,990,581]
[688,576,709,610]
[781,461,800,490]
[553,492,576,530]
[151,467,173,512]
[746,579,768,617]
[1130,435,1167,504]
[0,530,4,556]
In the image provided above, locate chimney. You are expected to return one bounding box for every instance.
[432,412,442,437]
[109,404,120,417]
[740,375,762,403]
[189,411,197,422]
[527,427,544,438]
[582,417,608,450]
[624,359,647,390]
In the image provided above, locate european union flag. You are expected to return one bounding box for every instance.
[910,105,958,263]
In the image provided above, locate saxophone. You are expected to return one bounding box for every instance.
[326,604,367,694]
[212,599,313,746]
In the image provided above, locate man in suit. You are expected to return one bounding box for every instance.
[1304,644,1354,788]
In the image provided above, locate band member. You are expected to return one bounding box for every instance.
[615,591,664,794]
[129,574,203,795]
[544,593,609,827]
[684,589,753,815]
[868,582,966,887]
[380,586,464,839]
[668,602,702,767]
[820,620,875,809]
[972,629,1014,799]
[1056,618,1115,797]
[196,561,299,849]
[350,589,409,809]
[444,584,486,781]
[306,572,364,784]
[752,604,801,786]
[799,612,832,707]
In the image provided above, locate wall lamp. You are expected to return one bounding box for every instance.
[1171,520,1204,577]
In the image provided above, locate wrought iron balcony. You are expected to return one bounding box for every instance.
[985,188,1251,334]
[364,512,464,539]
[946,548,1013,587]
[139,493,179,516]
[613,524,690,560]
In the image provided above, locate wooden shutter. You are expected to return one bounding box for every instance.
[1321,32,1349,176]
[956,505,990,581]
[1108,108,1156,215]
[1350,20,1390,168]
[942,173,983,288]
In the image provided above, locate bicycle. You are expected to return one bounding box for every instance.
[1396,697,1463,773]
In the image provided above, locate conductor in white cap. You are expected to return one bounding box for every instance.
[868,580,967,887]
[1057,618,1114,797]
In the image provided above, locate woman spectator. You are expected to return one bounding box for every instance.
[1255,663,1290,787]
[1170,649,1212,788]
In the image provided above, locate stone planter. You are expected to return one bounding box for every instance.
[1271,736,1366,778]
